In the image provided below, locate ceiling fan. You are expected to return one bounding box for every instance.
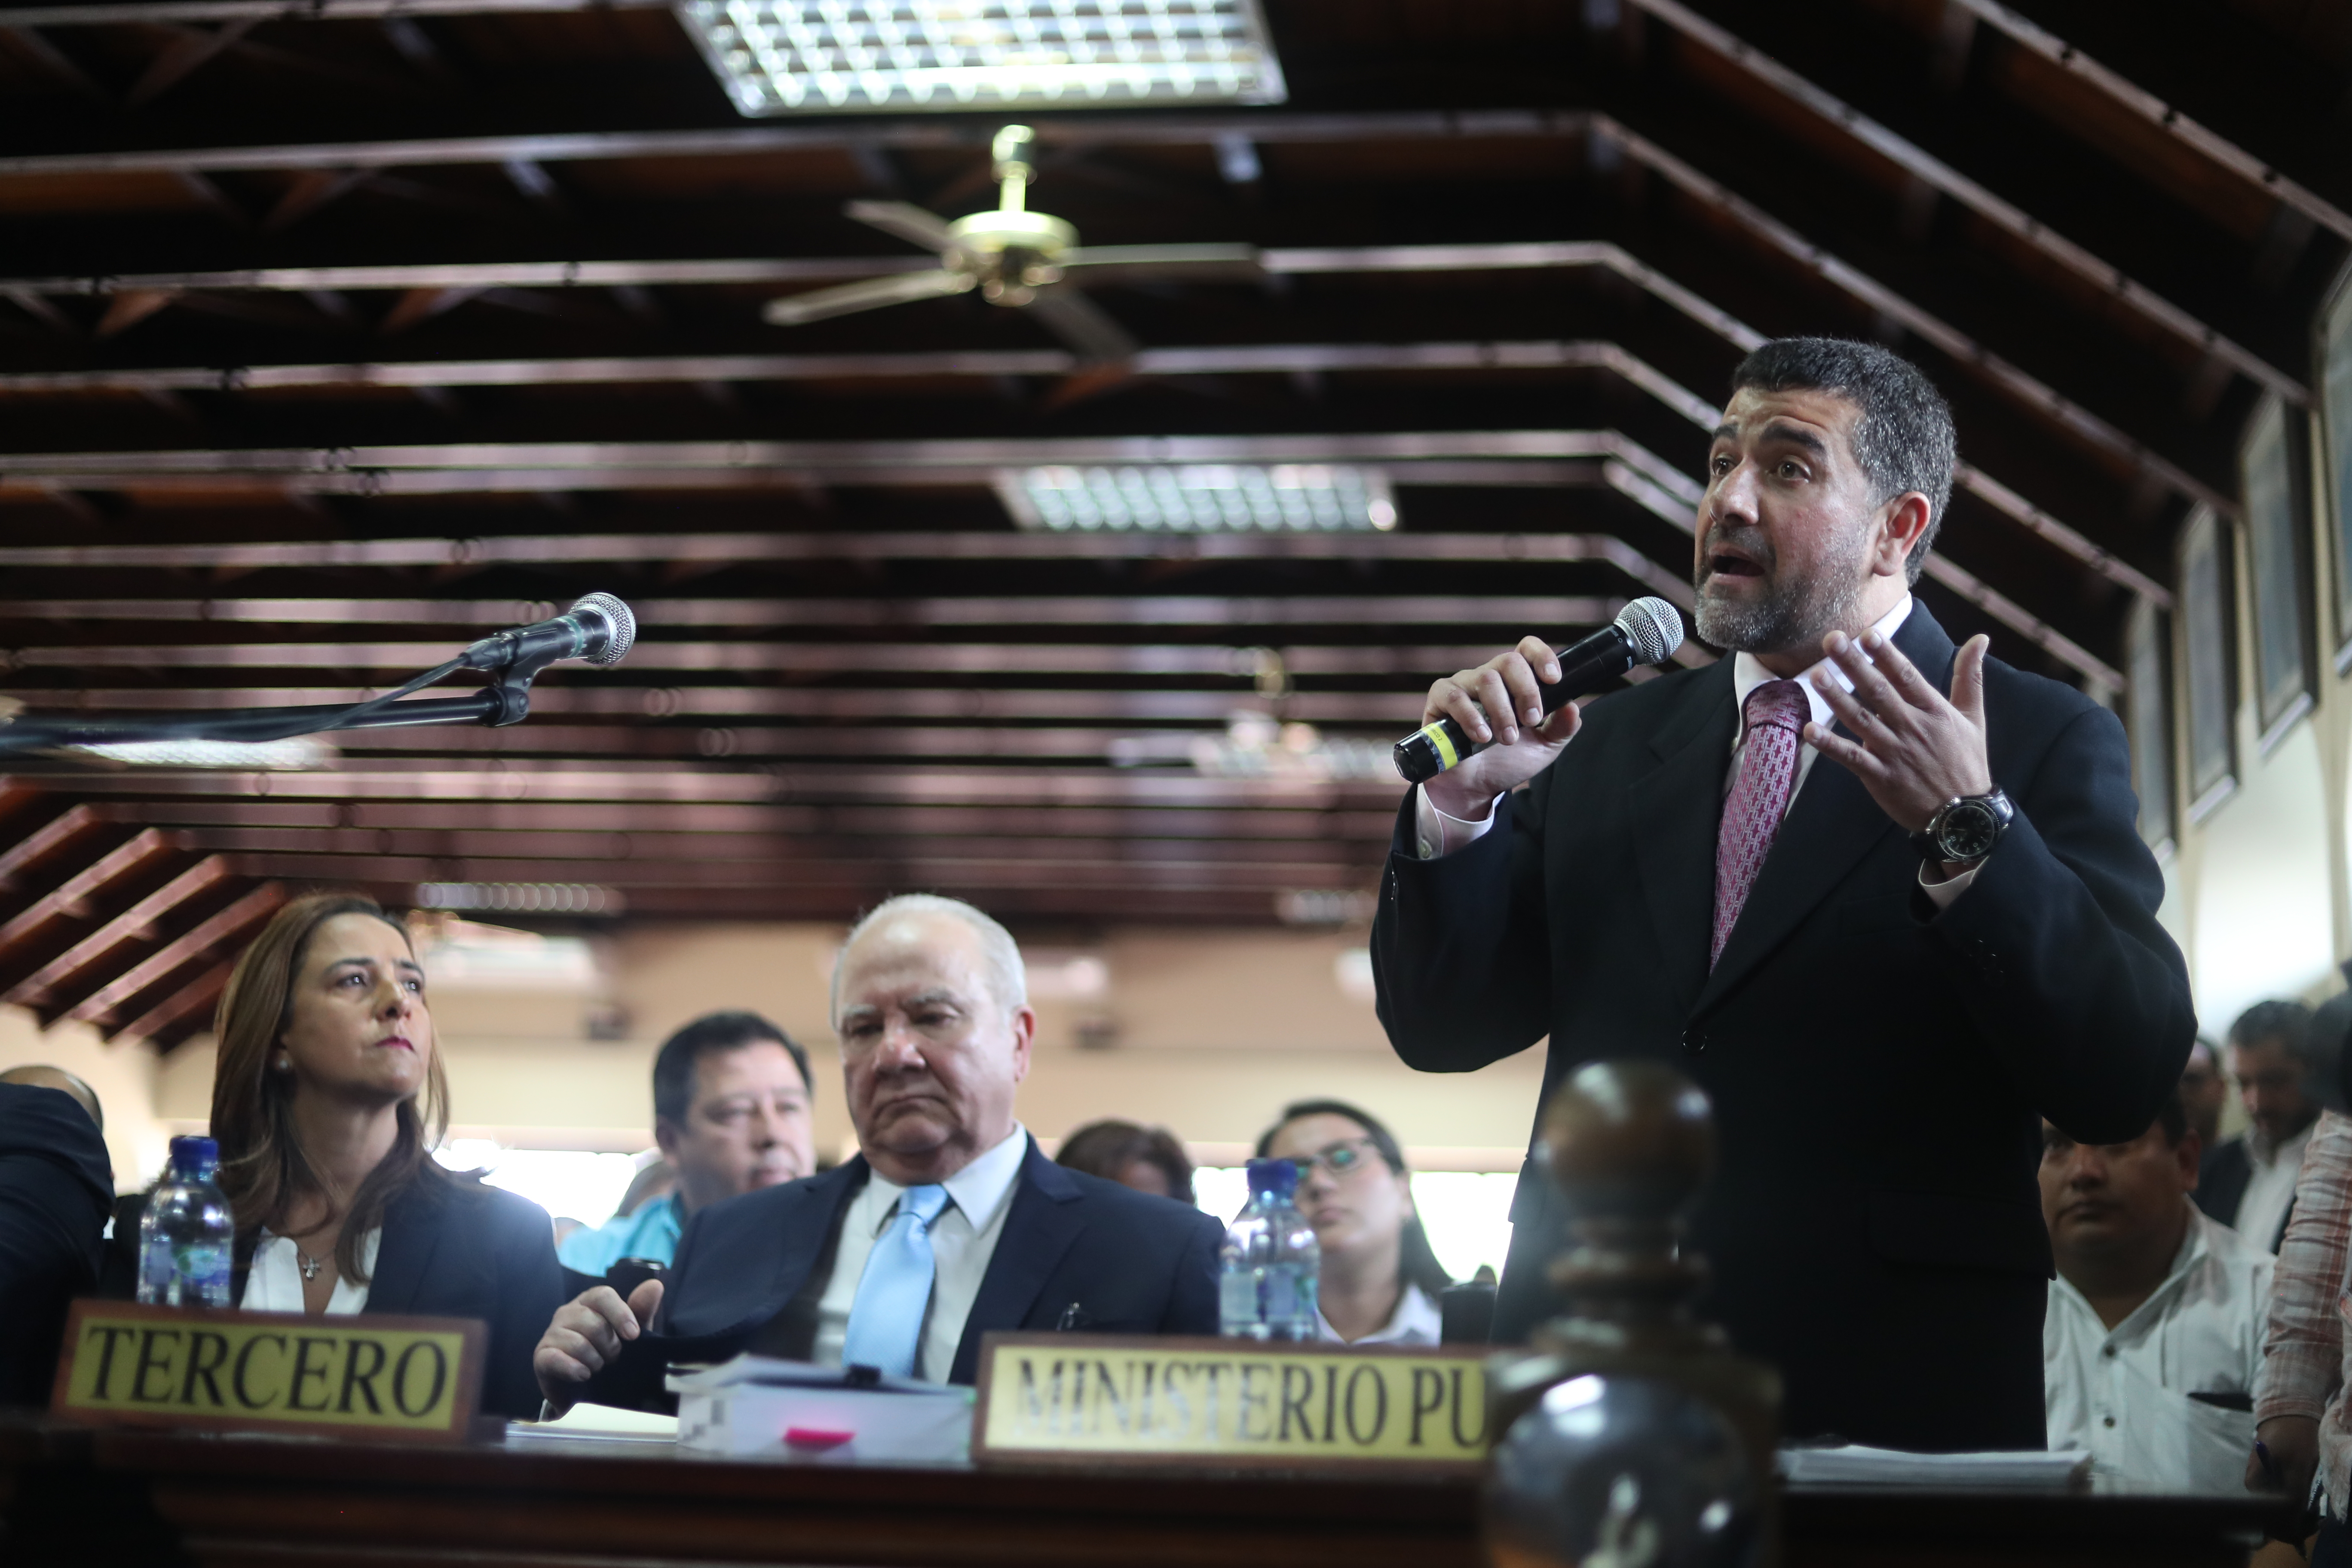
[760,124,1262,364]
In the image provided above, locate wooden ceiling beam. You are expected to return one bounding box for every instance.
[0,803,105,891]
[0,109,1589,179]
[180,826,1382,864]
[5,852,235,1008]
[111,954,230,1051]
[1626,0,2306,406]
[0,338,1692,396]
[53,763,1411,808]
[0,0,667,21]
[0,527,1669,572]
[342,879,1351,926]
[220,850,1381,893]
[1938,0,2352,245]
[0,825,176,953]
[1585,113,2236,517]
[0,500,2164,607]
[105,798,1403,840]
[3,688,1427,723]
[66,879,283,1027]
[330,723,1396,762]
[0,594,1626,637]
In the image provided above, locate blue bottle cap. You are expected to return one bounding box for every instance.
[169,1135,219,1175]
[1246,1158,1299,1199]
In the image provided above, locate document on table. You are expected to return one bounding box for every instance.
[508,1403,680,1443]
[1779,1444,2091,1487]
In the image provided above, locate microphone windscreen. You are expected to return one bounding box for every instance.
[572,593,637,667]
[1615,597,1685,666]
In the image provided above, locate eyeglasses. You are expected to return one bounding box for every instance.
[1289,1136,1386,1179]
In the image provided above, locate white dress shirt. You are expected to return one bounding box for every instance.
[1316,1281,1442,1347]
[812,1124,1029,1383]
[1412,597,1979,908]
[240,1228,380,1316]
[2045,1201,2272,1491]
[2234,1121,2314,1252]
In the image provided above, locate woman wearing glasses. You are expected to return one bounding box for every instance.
[1256,1099,1452,1345]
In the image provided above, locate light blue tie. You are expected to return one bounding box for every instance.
[841,1184,950,1379]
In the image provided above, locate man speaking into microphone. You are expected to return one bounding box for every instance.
[1372,338,2191,1450]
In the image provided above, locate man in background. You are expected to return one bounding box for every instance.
[2043,1093,2269,1490]
[2180,1038,2228,1152]
[557,1011,816,1276]
[0,1067,112,1404]
[2200,1001,2319,1252]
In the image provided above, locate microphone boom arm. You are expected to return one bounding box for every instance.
[0,654,545,758]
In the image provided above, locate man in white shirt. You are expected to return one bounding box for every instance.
[2196,1001,2320,1253]
[535,894,1222,1408]
[2043,1092,2272,1491]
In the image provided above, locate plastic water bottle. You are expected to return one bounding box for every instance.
[1219,1158,1321,1340]
[138,1135,233,1308]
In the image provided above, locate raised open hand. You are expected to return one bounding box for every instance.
[1800,628,1993,834]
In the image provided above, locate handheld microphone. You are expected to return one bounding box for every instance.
[1392,597,1684,785]
[459,593,637,675]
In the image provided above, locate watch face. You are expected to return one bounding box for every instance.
[1938,801,2000,861]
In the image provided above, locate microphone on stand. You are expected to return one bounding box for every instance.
[1391,597,1685,785]
[459,593,637,675]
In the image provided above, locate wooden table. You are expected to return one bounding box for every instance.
[0,1413,2302,1567]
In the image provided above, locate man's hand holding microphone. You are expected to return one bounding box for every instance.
[1419,635,1589,819]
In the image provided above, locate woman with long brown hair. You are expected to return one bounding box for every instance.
[110,893,561,1417]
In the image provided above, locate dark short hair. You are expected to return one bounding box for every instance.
[1256,1098,1454,1299]
[2227,999,2315,1065]
[1730,337,1958,585]
[650,1011,812,1126]
[1055,1119,1196,1207]
[2153,1087,2190,1147]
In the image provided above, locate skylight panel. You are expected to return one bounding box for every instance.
[998,464,1397,532]
[677,0,1287,117]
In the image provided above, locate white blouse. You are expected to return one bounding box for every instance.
[239,1228,382,1316]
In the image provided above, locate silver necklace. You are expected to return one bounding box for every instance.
[294,1244,325,1282]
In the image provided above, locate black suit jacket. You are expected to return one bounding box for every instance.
[0,1084,113,1406]
[2195,1137,2294,1251]
[579,1136,1222,1408]
[1372,603,2193,1451]
[105,1172,564,1421]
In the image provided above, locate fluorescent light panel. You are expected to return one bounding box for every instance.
[677,0,1287,116]
[416,883,625,915]
[64,738,334,770]
[1001,464,1397,532]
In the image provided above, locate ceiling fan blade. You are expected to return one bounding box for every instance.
[1024,285,1141,364]
[762,269,973,326]
[1058,243,1265,280]
[846,199,959,254]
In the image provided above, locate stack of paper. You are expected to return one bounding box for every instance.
[669,1355,975,1464]
[508,1404,680,1444]
[1779,1445,2091,1487]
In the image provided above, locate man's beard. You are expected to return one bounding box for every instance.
[1691,521,1868,657]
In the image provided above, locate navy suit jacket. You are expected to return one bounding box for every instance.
[105,1171,564,1421]
[1372,602,2193,1451]
[0,1084,113,1406]
[579,1136,1222,1407]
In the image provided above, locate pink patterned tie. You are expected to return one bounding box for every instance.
[1712,679,1810,969]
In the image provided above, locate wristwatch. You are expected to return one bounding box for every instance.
[1911,788,2015,865]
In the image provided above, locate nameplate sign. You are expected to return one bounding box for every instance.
[51,1300,485,1445]
[972,1333,1489,1472]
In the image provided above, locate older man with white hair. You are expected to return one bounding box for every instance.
[536,894,1222,1409]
